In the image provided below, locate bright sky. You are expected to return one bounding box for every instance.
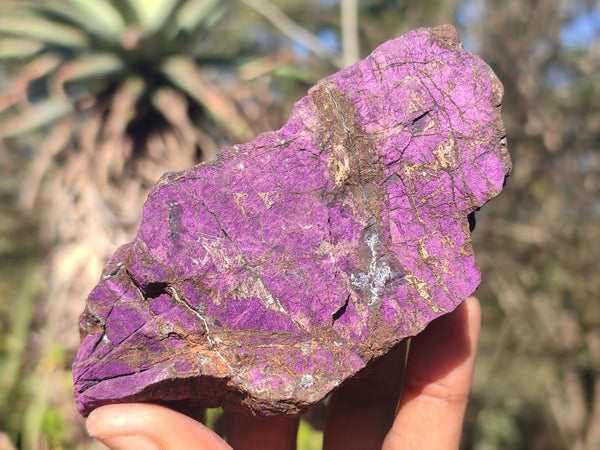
[561,7,600,48]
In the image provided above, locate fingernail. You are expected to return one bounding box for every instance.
[98,435,158,450]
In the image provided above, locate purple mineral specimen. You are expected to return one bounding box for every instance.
[73,25,511,417]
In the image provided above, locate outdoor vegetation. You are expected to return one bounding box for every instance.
[0,0,599,448]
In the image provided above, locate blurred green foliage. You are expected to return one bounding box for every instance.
[1,0,599,449]
[296,419,324,450]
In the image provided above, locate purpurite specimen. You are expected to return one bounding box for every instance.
[73,25,511,417]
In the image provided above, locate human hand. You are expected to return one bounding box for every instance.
[86,297,480,449]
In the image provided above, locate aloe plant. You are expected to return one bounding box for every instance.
[0,0,263,324]
[0,0,269,340]
[0,1,271,446]
[0,0,256,159]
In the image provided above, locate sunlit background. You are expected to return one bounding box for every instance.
[1,0,599,448]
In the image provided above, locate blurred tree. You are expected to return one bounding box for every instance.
[463,0,600,448]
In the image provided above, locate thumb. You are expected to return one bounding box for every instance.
[86,403,232,450]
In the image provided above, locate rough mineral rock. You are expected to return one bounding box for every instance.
[73,24,511,417]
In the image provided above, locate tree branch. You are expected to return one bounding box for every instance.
[240,0,342,68]
[340,0,359,67]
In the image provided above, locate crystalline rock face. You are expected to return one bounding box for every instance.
[73,25,511,417]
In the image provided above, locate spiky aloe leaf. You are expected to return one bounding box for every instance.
[173,0,230,36]
[63,0,125,38]
[127,0,181,31]
[150,0,188,35]
[0,14,88,48]
[20,0,124,45]
[107,0,141,26]
[0,99,72,139]
[51,53,124,94]
[161,55,253,141]
[0,37,44,60]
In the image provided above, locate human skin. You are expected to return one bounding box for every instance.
[86,296,480,449]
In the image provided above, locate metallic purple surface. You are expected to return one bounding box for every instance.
[73,25,510,417]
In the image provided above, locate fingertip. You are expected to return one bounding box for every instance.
[86,404,132,438]
[464,296,482,347]
[86,403,231,450]
[465,295,481,323]
[86,404,160,450]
